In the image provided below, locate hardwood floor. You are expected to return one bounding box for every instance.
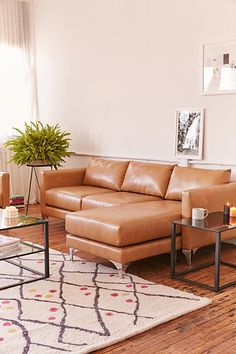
[10,204,236,354]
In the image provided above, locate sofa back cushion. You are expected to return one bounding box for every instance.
[121,161,175,197]
[165,166,231,201]
[83,158,129,191]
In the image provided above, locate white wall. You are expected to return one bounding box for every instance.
[33,0,236,176]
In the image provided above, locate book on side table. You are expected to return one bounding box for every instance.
[9,195,25,209]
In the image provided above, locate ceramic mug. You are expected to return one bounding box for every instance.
[192,207,209,220]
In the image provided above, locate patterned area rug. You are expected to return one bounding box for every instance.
[0,250,211,354]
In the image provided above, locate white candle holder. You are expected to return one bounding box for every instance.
[4,206,19,219]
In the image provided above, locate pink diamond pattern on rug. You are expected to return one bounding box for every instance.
[0,251,211,354]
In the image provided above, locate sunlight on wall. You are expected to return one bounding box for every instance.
[0,44,31,142]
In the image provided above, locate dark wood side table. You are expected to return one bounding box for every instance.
[26,162,52,215]
[171,211,236,292]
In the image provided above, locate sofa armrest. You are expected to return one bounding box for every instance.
[182,182,236,218]
[40,168,86,218]
[0,172,10,208]
[40,168,86,190]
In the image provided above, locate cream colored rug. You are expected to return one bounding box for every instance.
[0,250,211,354]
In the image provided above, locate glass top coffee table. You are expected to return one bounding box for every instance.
[0,209,49,291]
[171,211,236,292]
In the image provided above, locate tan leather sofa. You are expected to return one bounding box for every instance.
[0,172,10,208]
[40,158,236,274]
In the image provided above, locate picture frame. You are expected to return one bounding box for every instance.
[203,40,236,95]
[175,109,204,160]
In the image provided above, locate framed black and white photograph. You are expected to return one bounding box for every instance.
[203,40,236,95]
[175,109,204,160]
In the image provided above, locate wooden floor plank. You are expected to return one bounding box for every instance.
[12,204,236,354]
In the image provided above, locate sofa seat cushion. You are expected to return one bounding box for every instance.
[83,158,129,191]
[121,161,175,197]
[65,200,181,247]
[82,191,161,210]
[165,166,231,201]
[45,186,112,211]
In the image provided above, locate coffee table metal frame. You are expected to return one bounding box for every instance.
[171,211,236,292]
[0,213,49,291]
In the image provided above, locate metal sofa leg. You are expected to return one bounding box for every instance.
[109,260,130,278]
[182,248,198,266]
[69,247,75,261]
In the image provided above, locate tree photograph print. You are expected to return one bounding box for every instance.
[175,110,204,160]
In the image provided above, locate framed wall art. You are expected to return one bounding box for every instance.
[203,40,236,95]
[175,109,204,160]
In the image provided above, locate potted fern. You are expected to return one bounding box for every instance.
[4,121,73,169]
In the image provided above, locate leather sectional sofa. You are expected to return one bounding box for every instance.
[40,158,236,274]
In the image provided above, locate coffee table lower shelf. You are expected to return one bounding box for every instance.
[0,242,49,291]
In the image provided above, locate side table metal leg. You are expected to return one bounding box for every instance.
[171,223,177,277]
[214,231,221,292]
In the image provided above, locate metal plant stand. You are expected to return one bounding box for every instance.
[26,162,52,215]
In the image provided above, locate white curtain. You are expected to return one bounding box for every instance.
[0,0,37,203]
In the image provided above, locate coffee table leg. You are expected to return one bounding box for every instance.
[214,231,221,292]
[44,222,50,278]
[171,222,177,277]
